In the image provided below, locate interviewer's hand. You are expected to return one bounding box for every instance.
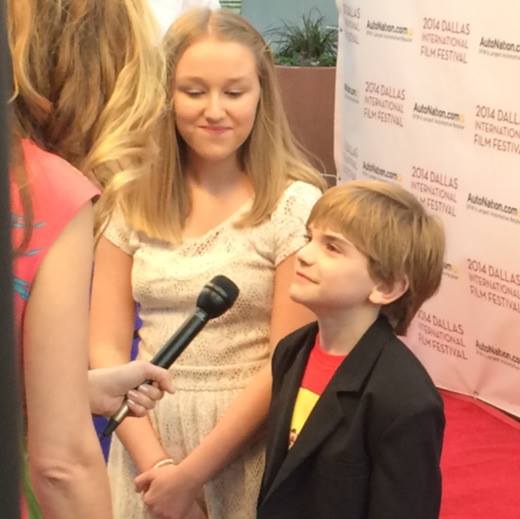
[88,361,174,417]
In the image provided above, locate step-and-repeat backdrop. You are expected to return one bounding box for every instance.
[334,0,520,416]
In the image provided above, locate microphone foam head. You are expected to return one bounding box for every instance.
[197,275,239,318]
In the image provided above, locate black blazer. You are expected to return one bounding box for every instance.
[257,317,444,519]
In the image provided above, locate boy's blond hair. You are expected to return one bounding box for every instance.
[308,180,445,335]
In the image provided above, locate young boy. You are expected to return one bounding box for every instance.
[257,180,446,519]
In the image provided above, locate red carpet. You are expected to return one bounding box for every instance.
[440,391,520,519]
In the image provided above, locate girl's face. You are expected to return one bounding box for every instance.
[173,35,261,166]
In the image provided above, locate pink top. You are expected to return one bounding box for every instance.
[11,140,99,336]
[10,140,99,519]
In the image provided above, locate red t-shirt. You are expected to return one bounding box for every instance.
[289,334,346,449]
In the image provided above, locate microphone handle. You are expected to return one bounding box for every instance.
[151,309,208,368]
[101,309,209,437]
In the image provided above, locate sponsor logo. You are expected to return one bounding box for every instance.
[366,19,413,42]
[443,262,460,280]
[466,192,519,224]
[479,37,520,60]
[413,103,464,122]
[475,340,520,370]
[412,102,464,129]
[362,161,401,182]
[344,82,359,103]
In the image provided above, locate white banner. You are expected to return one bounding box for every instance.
[334,0,520,416]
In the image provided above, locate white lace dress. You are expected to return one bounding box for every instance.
[104,181,321,519]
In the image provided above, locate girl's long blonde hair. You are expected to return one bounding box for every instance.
[100,8,325,243]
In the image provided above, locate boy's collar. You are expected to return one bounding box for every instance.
[321,315,393,393]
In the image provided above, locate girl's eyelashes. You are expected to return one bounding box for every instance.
[178,87,245,98]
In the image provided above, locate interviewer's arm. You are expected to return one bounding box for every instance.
[24,203,112,519]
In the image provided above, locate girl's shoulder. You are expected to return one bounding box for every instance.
[273,180,323,218]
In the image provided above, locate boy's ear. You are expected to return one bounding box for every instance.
[369,276,409,305]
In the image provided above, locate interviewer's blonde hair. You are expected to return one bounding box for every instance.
[100,8,325,243]
[8,0,165,187]
[308,180,445,335]
[7,0,166,251]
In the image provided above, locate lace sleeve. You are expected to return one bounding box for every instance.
[103,207,139,256]
[271,181,322,266]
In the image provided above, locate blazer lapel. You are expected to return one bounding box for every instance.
[262,384,344,502]
[261,326,317,496]
[261,316,392,504]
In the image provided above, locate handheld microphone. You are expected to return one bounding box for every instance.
[101,275,239,437]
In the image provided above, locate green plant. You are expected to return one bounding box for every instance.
[268,9,338,67]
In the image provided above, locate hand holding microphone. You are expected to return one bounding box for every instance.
[101,275,239,437]
[88,361,175,418]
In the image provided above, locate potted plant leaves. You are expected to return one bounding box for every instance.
[268,9,338,184]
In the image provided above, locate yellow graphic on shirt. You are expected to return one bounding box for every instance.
[289,387,319,449]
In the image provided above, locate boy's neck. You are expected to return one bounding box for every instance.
[316,306,380,356]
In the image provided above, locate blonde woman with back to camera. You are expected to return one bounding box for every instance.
[7,1,171,518]
[90,8,326,519]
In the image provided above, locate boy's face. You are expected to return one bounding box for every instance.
[290,224,377,313]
